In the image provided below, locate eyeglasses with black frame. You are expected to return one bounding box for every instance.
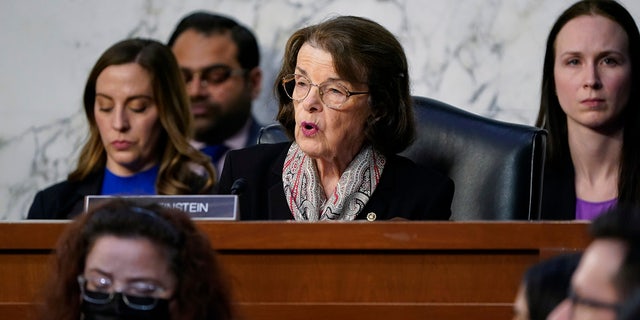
[180,64,246,87]
[281,73,369,110]
[77,274,168,311]
[567,288,622,316]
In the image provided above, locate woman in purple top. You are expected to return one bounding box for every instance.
[536,0,640,220]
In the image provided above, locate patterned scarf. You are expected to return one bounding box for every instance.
[283,142,386,221]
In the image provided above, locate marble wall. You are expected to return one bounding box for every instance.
[1,0,639,219]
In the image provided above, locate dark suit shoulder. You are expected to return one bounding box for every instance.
[230,142,290,159]
[218,142,290,220]
[28,180,76,219]
[27,174,102,220]
[222,142,289,180]
[384,154,453,192]
[387,154,449,180]
[366,154,454,220]
[218,142,289,194]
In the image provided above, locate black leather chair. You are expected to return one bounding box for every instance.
[401,96,547,220]
[256,98,546,220]
[256,123,290,145]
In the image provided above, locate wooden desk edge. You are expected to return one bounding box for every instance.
[0,220,590,250]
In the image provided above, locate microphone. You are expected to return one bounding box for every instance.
[230,178,248,195]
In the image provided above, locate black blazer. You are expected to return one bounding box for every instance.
[540,159,575,220]
[218,142,454,221]
[27,171,103,219]
[27,170,210,220]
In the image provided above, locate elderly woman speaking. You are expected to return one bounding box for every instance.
[217,16,454,221]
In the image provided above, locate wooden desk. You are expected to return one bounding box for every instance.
[0,221,589,319]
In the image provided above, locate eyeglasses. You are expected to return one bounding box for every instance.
[567,288,622,315]
[181,64,246,86]
[78,274,167,311]
[281,73,369,110]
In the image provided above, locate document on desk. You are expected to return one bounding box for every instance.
[83,195,238,220]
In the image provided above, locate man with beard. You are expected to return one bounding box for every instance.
[169,11,264,176]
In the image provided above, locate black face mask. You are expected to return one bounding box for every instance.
[81,292,171,320]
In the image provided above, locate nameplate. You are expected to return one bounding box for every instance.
[84,195,238,220]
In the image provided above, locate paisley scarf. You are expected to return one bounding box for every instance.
[283,142,385,221]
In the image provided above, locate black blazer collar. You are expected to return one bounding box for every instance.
[267,145,292,219]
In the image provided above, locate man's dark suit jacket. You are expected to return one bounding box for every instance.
[217,142,454,221]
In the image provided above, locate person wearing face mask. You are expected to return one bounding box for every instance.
[27,38,216,219]
[536,0,640,220]
[217,15,454,221]
[36,198,233,320]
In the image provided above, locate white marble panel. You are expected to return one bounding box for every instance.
[1,0,639,219]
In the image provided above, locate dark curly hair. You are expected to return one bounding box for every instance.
[37,199,233,320]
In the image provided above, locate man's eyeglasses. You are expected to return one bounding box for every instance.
[281,73,369,110]
[181,64,246,86]
[567,288,622,314]
[78,274,167,311]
